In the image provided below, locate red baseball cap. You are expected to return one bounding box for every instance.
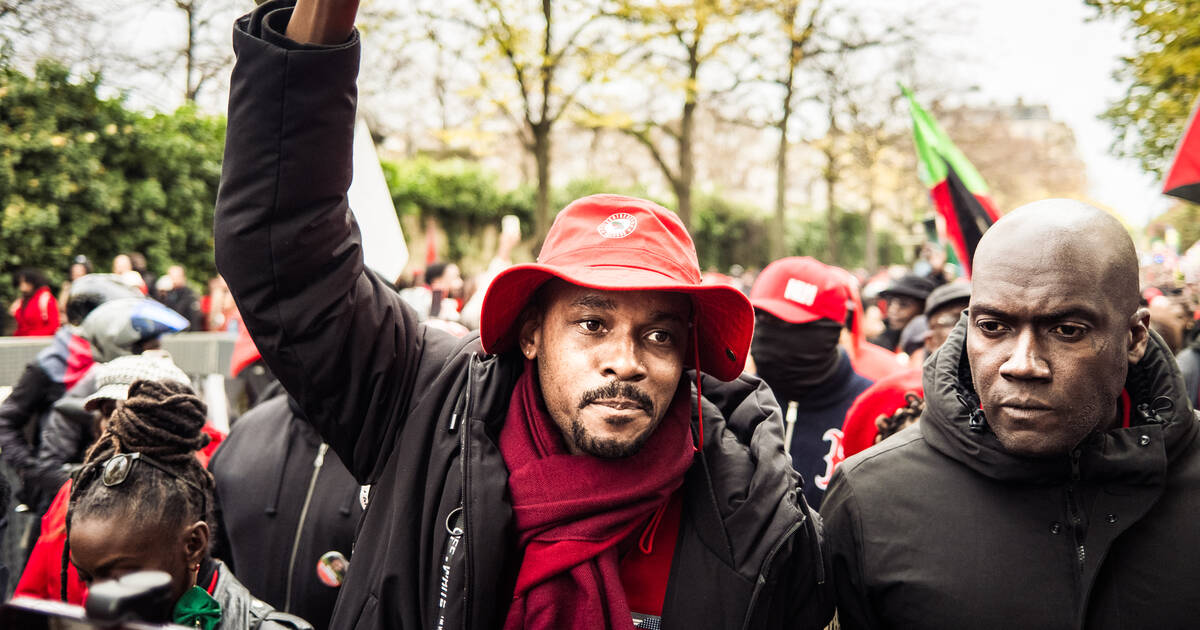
[479,194,753,381]
[750,257,851,325]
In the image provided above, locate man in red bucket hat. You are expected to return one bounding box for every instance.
[213,2,831,629]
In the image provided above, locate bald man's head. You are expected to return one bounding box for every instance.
[965,199,1151,457]
[973,200,1139,315]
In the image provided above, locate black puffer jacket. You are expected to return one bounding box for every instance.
[823,319,1200,629]
[213,3,831,628]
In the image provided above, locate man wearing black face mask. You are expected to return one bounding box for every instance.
[750,257,873,509]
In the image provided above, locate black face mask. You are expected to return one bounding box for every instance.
[751,311,843,400]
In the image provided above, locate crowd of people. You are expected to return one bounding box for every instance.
[3,0,1200,629]
[5,254,241,339]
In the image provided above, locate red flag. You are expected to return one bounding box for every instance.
[929,163,1001,275]
[1164,97,1200,204]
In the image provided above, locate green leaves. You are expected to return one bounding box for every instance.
[1093,0,1200,177]
[0,60,225,305]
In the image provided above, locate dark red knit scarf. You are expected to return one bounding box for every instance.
[500,361,693,630]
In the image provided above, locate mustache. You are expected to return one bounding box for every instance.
[578,381,655,415]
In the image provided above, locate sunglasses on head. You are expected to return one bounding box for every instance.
[98,452,208,514]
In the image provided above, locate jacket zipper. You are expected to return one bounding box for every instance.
[284,442,328,612]
[459,357,476,630]
[1067,449,1085,571]
[739,516,806,630]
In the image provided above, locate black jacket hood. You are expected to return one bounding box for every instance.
[920,317,1199,485]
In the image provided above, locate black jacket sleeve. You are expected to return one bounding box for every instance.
[0,363,60,474]
[35,409,84,493]
[214,0,430,483]
[820,469,879,630]
[37,371,99,494]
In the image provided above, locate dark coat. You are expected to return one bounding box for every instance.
[822,319,1200,629]
[0,328,80,511]
[213,2,831,628]
[37,370,100,494]
[210,394,361,630]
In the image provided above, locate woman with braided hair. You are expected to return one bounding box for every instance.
[66,379,311,630]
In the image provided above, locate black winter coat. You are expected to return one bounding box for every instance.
[210,394,362,630]
[823,319,1200,629]
[213,2,831,628]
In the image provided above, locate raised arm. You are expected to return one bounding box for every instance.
[285,0,359,44]
[214,0,431,481]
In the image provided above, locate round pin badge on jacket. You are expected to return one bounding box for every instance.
[317,551,349,587]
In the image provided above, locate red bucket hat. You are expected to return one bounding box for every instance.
[750,257,852,325]
[480,194,752,382]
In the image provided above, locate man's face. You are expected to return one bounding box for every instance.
[521,281,691,458]
[967,255,1146,457]
[444,264,463,292]
[1148,296,1188,354]
[112,255,132,274]
[430,264,465,296]
[168,266,186,287]
[885,295,922,330]
[925,302,967,355]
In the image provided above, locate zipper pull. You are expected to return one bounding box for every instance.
[1136,395,1174,425]
[314,443,328,468]
[957,393,987,433]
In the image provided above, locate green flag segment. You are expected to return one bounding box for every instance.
[901,85,990,194]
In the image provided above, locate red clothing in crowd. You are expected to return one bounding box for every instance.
[15,481,86,604]
[840,368,924,461]
[12,287,60,336]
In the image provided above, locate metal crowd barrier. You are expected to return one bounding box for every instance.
[0,332,240,433]
[0,332,237,387]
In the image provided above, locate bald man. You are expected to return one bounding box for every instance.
[822,200,1200,629]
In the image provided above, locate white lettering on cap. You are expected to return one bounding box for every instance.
[598,212,638,238]
[784,278,818,306]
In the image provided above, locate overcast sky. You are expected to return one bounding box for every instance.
[943,0,1170,226]
[109,0,1174,227]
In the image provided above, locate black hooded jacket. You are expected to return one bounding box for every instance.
[822,318,1200,629]
[210,393,361,630]
[212,2,831,628]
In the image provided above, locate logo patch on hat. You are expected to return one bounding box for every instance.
[598,213,638,239]
[784,278,818,306]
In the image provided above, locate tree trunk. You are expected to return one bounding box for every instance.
[675,45,699,229]
[677,103,695,228]
[863,201,878,271]
[533,127,552,239]
[532,0,554,240]
[824,93,840,264]
[673,179,692,232]
[824,153,839,264]
[184,1,197,101]
[772,82,793,260]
